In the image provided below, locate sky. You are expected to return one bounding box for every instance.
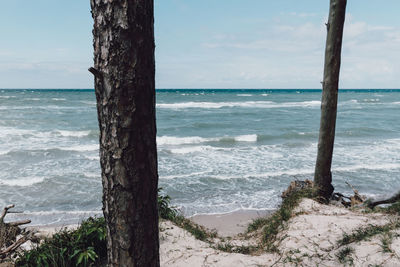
[1,0,400,89]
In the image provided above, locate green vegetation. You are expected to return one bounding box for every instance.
[336,246,354,265]
[172,215,216,242]
[16,189,186,266]
[337,221,400,247]
[214,242,258,254]
[157,188,216,242]
[16,217,106,267]
[158,188,178,220]
[380,201,400,215]
[380,232,394,253]
[247,189,314,250]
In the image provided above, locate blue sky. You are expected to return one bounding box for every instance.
[1,0,400,89]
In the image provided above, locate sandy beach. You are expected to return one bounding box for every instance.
[160,199,400,266]
[191,209,273,237]
[12,198,400,266]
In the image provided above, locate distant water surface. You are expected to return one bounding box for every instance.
[0,89,399,225]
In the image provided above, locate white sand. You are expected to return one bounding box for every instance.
[161,199,400,266]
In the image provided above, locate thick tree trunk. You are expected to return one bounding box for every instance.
[90,1,159,266]
[314,0,347,199]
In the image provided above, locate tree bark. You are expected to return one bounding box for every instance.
[90,1,159,266]
[314,0,347,199]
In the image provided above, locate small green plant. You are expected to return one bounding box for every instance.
[215,242,258,254]
[380,232,394,253]
[336,246,354,265]
[158,188,178,220]
[247,217,270,232]
[16,217,106,267]
[337,221,400,247]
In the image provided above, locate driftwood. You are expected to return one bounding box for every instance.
[331,181,366,207]
[367,192,400,209]
[0,205,32,260]
[345,181,366,206]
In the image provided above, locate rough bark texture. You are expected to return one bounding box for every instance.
[314,0,347,199]
[90,0,159,266]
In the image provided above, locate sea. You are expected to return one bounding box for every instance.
[1,89,400,226]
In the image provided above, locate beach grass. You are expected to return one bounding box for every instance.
[247,188,314,250]
[337,221,400,247]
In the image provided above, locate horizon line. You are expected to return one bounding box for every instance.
[2,88,400,90]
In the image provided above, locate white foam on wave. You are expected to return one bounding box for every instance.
[158,134,258,146]
[156,100,321,109]
[237,94,253,96]
[160,168,315,180]
[363,98,380,102]
[57,130,91,137]
[169,146,214,154]
[0,177,45,186]
[81,101,96,105]
[84,155,100,161]
[60,144,99,152]
[235,134,257,142]
[335,163,400,173]
[52,98,66,101]
[157,136,212,145]
[25,210,103,216]
[0,149,10,156]
[83,172,100,178]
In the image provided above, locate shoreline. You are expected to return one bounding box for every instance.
[190,209,273,237]
[19,208,273,238]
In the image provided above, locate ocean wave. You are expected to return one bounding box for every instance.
[0,177,45,186]
[157,134,258,146]
[56,130,91,137]
[157,136,212,145]
[335,163,400,172]
[237,94,253,96]
[234,134,257,142]
[83,172,100,178]
[156,100,321,109]
[0,127,97,139]
[60,144,99,152]
[168,145,217,154]
[80,101,96,105]
[160,168,315,180]
[84,155,100,161]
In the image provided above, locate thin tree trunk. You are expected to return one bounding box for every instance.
[90,0,159,266]
[314,0,347,199]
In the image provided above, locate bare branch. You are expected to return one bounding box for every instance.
[8,220,31,227]
[0,205,15,223]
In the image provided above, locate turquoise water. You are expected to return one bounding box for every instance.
[1,89,400,225]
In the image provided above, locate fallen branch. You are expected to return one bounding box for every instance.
[367,192,400,209]
[345,181,365,206]
[0,205,32,261]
